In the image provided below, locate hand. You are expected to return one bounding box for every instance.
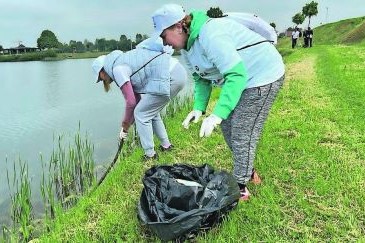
[182,110,203,129]
[119,129,128,140]
[199,114,222,137]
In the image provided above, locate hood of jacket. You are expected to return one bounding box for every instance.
[187,11,209,50]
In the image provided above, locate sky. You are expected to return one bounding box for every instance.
[1,0,364,48]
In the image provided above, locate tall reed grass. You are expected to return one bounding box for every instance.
[5,157,33,242]
[2,127,96,242]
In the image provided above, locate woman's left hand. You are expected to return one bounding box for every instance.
[199,114,222,137]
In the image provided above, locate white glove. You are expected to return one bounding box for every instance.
[119,129,128,140]
[199,114,222,137]
[182,110,203,129]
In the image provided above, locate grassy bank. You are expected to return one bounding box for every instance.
[0,50,57,62]
[0,51,107,62]
[35,43,365,242]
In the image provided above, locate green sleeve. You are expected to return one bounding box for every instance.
[192,73,212,112]
[213,62,248,119]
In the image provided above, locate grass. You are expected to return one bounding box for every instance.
[314,17,365,45]
[0,51,106,62]
[34,42,365,242]
[0,50,57,62]
[5,158,33,242]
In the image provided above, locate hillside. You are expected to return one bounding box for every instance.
[278,16,365,47]
[314,16,365,45]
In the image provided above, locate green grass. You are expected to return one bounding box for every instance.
[35,43,365,242]
[314,17,365,45]
[0,51,106,62]
[0,50,57,62]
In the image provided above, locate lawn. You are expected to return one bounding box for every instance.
[37,44,365,242]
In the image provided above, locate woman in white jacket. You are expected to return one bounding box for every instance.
[151,4,285,200]
[92,38,187,160]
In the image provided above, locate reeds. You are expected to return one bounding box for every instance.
[2,127,96,241]
[48,129,96,210]
[5,157,34,242]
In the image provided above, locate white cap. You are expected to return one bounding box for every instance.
[152,4,186,37]
[92,55,106,83]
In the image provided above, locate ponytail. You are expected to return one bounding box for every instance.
[181,15,192,33]
[103,79,111,92]
[99,68,111,92]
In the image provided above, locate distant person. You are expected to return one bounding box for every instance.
[151,4,285,201]
[291,27,300,49]
[307,27,313,47]
[303,29,308,47]
[92,38,187,160]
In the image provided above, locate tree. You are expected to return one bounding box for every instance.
[270,22,276,29]
[107,39,119,51]
[292,12,305,26]
[75,41,85,52]
[0,45,3,52]
[69,40,77,52]
[119,35,130,51]
[84,39,94,51]
[302,1,318,27]
[120,34,128,43]
[207,7,223,18]
[37,30,60,50]
[135,33,145,46]
[95,38,107,52]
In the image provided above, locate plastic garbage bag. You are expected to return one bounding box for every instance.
[138,164,240,241]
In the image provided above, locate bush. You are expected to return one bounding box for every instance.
[0,50,57,62]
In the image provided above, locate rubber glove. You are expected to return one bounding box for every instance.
[182,110,203,129]
[119,128,128,140]
[199,114,222,137]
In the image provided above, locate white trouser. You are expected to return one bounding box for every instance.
[134,61,187,156]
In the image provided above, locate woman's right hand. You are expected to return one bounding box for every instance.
[119,128,128,140]
[182,110,203,129]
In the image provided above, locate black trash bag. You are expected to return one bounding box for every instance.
[138,164,240,241]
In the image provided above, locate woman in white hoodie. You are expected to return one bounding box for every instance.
[151,4,285,200]
[92,38,187,160]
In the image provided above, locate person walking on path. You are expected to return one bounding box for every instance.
[307,27,314,47]
[151,4,285,200]
[303,28,308,47]
[291,27,300,49]
[92,37,187,160]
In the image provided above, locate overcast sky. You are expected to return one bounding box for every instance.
[1,0,364,48]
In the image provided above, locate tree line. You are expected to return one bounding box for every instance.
[1,3,319,52]
[36,30,149,53]
[0,30,149,54]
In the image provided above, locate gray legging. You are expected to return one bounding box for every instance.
[134,62,187,156]
[220,75,285,185]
